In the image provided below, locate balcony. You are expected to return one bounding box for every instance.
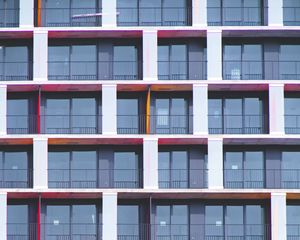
[0,169,32,188]
[285,115,300,134]
[283,7,300,26]
[0,61,32,81]
[208,114,266,134]
[41,115,102,134]
[158,61,207,80]
[287,224,300,240]
[158,169,207,188]
[207,6,263,26]
[48,169,142,188]
[48,61,139,80]
[38,8,102,27]
[117,7,192,26]
[42,223,102,240]
[117,115,146,134]
[224,169,264,188]
[0,8,19,27]
[150,115,192,134]
[223,60,300,80]
[7,115,37,134]
[8,223,37,240]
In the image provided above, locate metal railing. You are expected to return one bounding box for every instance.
[117,7,192,26]
[158,169,208,188]
[223,60,300,80]
[41,223,102,240]
[158,60,207,80]
[7,115,38,134]
[283,7,300,26]
[0,169,32,188]
[208,114,266,134]
[0,61,32,80]
[48,61,139,80]
[117,224,270,240]
[150,115,193,134]
[224,169,265,189]
[267,169,300,189]
[117,115,146,134]
[0,9,19,27]
[41,115,102,134]
[287,224,300,240]
[38,8,102,27]
[7,223,37,240]
[285,115,300,134]
[207,6,263,26]
[48,169,142,188]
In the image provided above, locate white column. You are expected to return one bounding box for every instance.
[207,30,222,81]
[19,0,34,28]
[143,138,158,189]
[143,30,158,81]
[102,84,117,135]
[0,193,7,240]
[102,0,117,27]
[0,85,7,135]
[269,84,285,135]
[33,30,48,82]
[193,0,207,26]
[103,192,117,240]
[193,84,208,135]
[271,193,286,240]
[33,138,48,189]
[208,138,223,189]
[268,0,283,26]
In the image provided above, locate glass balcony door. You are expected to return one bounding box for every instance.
[117,98,140,134]
[287,205,300,239]
[279,45,300,80]
[285,98,300,133]
[0,0,19,27]
[8,205,29,240]
[281,152,300,188]
[155,205,189,239]
[118,205,140,239]
[283,0,300,25]
[158,151,188,188]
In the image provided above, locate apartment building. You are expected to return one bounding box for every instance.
[1,0,300,239]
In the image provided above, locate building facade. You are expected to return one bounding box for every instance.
[0,0,300,239]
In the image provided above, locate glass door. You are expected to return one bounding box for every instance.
[118,205,140,239]
[224,152,243,188]
[8,205,29,240]
[7,99,30,134]
[224,99,243,133]
[205,206,224,238]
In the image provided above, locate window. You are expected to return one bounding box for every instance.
[279,45,300,80]
[117,98,140,134]
[118,205,140,239]
[8,205,29,239]
[287,205,300,238]
[223,44,263,80]
[0,0,19,27]
[43,95,100,134]
[224,150,264,188]
[283,0,300,26]
[281,152,300,188]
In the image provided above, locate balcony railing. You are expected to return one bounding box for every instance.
[117,224,270,240]
[224,169,265,189]
[41,115,102,134]
[287,224,300,240]
[158,169,208,188]
[267,169,300,189]
[0,62,32,81]
[48,169,142,188]
[283,7,300,26]
[285,115,300,134]
[7,115,38,134]
[207,7,263,26]
[223,60,300,80]
[7,223,37,240]
[158,61,207,80]
[38,8,102,27]
[117,115,146,134]
[150,115,193,134]
[48,61,139,80]
[42,223,102,240]
[0,169,32,188]
[0,9,19,27]
[208,114,266,134]
[117,7,191,26]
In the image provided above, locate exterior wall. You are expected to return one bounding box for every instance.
[268,0,283,26]
[143,30,158,81]
[207,30,222,81]
[208,138,223,189]
[102,0,117,27]
[269,84,285,135]
[143,138,158,189]
[0,193,7,240]
[33,30,48,81]
[193,84,208,135]
[271,193,286,240]
[0,85,7,135]
[103,192,117,240]
[102,84,117,135]
[193,0,207,26]
[33,138,48,189]
[19,0,34,28]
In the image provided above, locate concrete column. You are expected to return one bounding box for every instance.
[269,84,285,135]
[19,0,34,28]
[208,138,223,189]
[33,30,48,81]
[103,192,117,240]
[0,85,7,135]
[143,30,158,81]
[0,193,7,240]
[193,84,208,135]
[102,84,117,135]
[193,0,207,26]
[268,0,283,26]
[102,0,117,27]
[207,30,222,81]
[33,138,48,189]
[143,138,158,189]
[271,193,286,240]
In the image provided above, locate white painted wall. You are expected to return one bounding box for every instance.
[208,138,223,189]
[271,193,286,240]
[143,30,158,81]
[143,138,159,189]
[269,84,285,135]
[103,192,118,240]
[102,84,117,135]
[193,0,207,26]
[0,85,7,135]
[19,0,34,28]
[268,0,283,26]
[33,30,48,81]
[102,0,117,27]
[193,84,208,135]
[33,138,48,189]
[0,193,7,240]
[207,30,222,81]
